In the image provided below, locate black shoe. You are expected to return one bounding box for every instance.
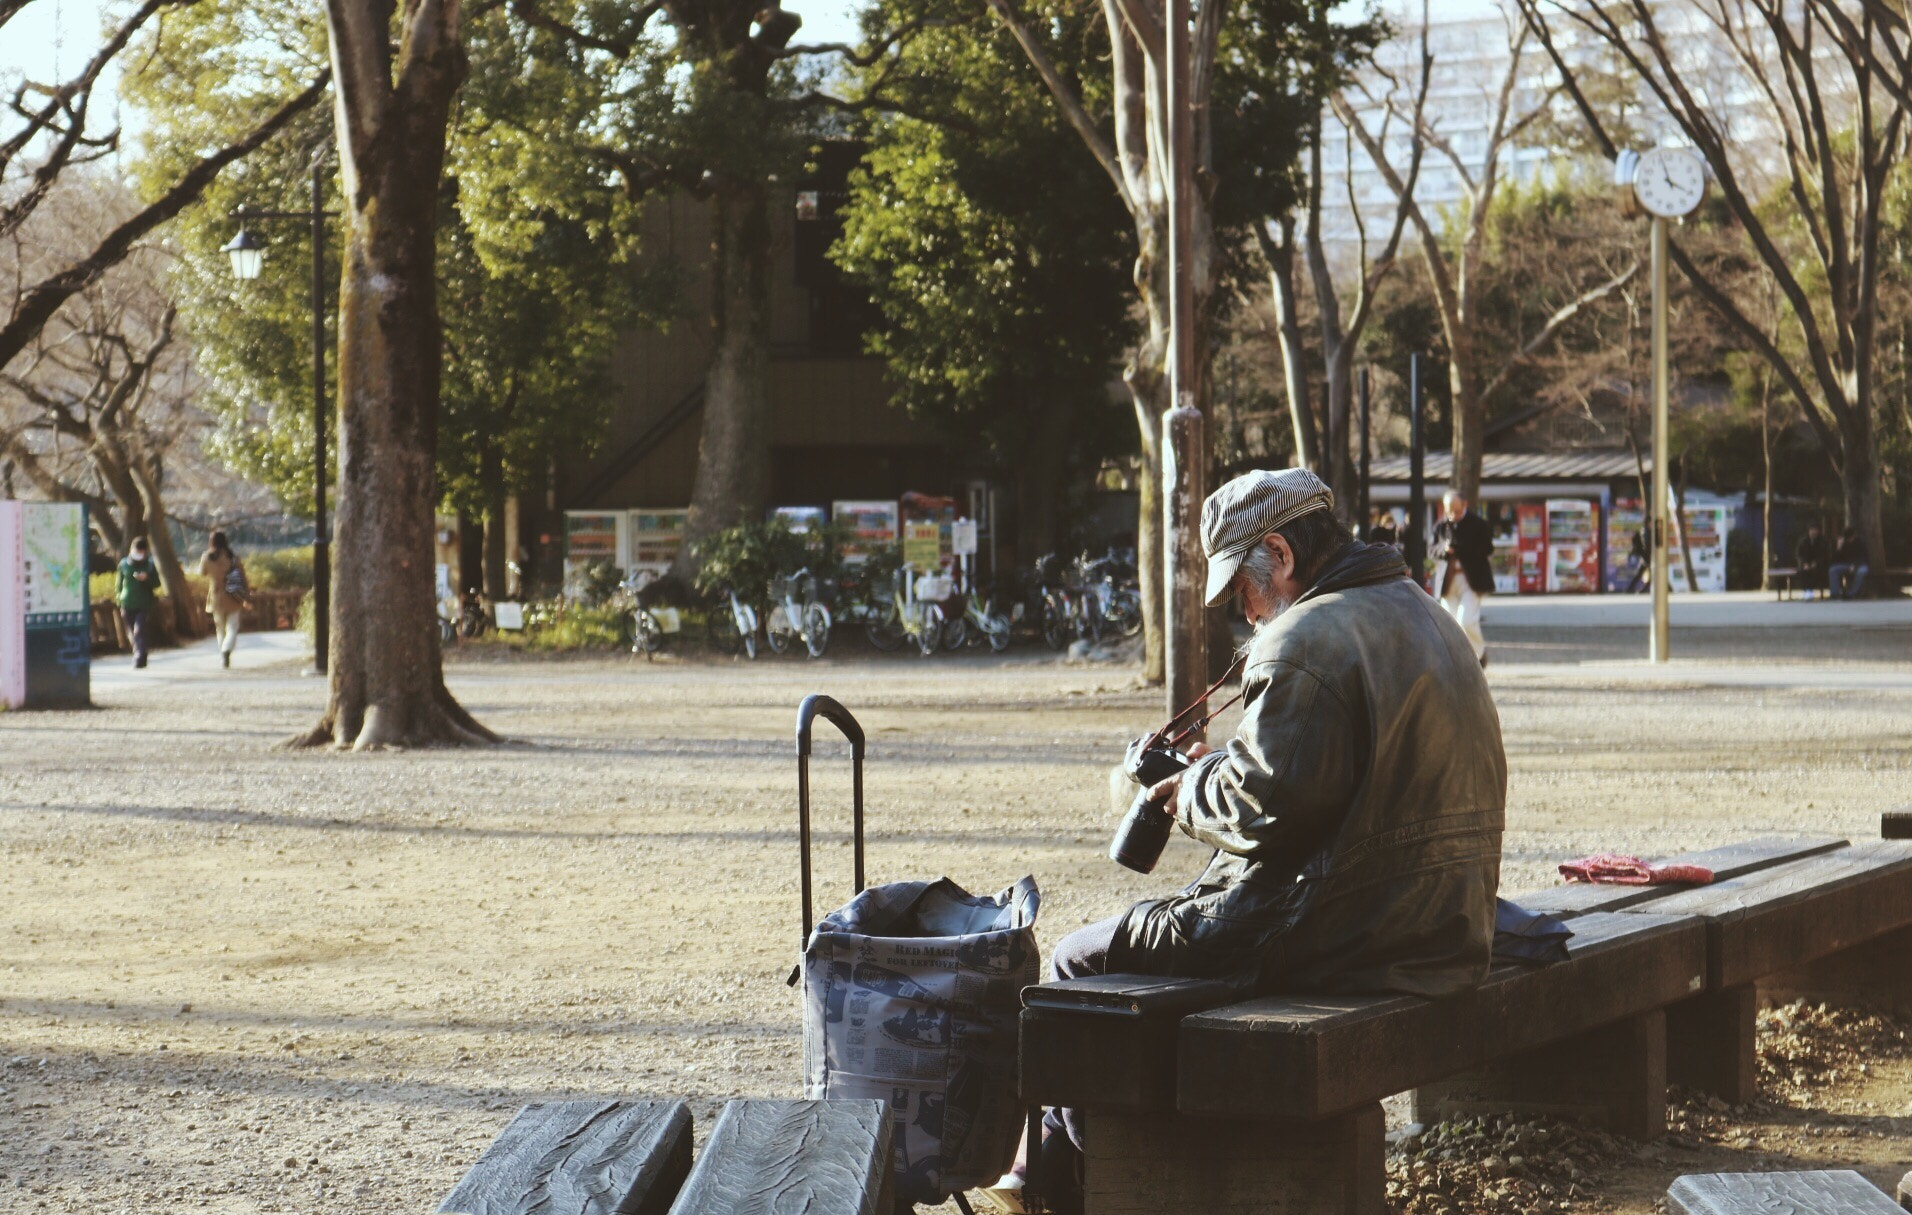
[1036,1124,1084,1215]
[1479,651,1490,669]
[134,655,147,669]
[223,652,231,669]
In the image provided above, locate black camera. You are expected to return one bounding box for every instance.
[1123,734,1194,787]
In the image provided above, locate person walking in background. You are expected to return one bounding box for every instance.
[1432,491,1493,666]
[1795,523,1831,600]
[197,530,249,669]
[1829,526,1870,600]
[1367,510,1399,548]
[115,536,161,669]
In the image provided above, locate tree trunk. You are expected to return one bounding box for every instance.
[1324,350,1355,525]
[1760,376,1773,590]
[1129,207,1173,686]
[1672,464,1700,594]
[1449,342,1485,504]
[1259,219,1317,470]
[1838,405,1888,571]
[481,443,508,601]
[305,0,489,749]
[676,179,773,574]
[132,460,205,639]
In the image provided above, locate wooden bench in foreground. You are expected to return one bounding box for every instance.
[1669,1169,1904,1215]
[1020,834,1912,1215]
[438,1097,890,1215]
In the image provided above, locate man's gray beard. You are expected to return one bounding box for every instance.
[1234,588,1296,658]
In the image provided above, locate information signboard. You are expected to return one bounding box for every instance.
[0,501,90,709]
[903,522,942,571]
[951,519,978,557]
[832,500,899,564]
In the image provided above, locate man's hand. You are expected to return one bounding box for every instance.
[1146,741,1214,808]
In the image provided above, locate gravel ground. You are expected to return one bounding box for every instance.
[2,630,1910,1213]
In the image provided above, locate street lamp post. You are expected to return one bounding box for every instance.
[226,156,336,675]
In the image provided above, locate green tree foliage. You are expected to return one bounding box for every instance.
[122,0,656,526]
[829,16,1135,557]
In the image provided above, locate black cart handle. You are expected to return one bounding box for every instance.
[796,694,865,950]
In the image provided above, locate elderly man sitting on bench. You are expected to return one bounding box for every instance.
[1033,469,1508,1214]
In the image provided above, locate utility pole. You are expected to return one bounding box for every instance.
[1406,354,1427,586]
[1649,215,1670,662]
[1162,0,1207,728]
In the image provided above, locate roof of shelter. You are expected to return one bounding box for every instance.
[1368,451,1643,481]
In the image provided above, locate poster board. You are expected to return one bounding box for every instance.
[0,502,90,709]
[833,500,899,564]
[902,522,942,571]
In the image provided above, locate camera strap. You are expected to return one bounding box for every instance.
[1148,653,1249,751]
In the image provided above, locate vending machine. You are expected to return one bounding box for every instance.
[1669,498,1732,592]
[1545,499,1602,592]
[1515,503,1547,594]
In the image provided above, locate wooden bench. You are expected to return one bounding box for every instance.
[1020,834,1912,1214]
[1022,911,1705,1215]
[1899,1169,1910,1211]
[1886,808,1911,841]
[438,1097,890,1215]
[1523,837,1912,1103]
[1670,1169,1904,1215]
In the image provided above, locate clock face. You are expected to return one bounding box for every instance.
[1633,147,1706,217]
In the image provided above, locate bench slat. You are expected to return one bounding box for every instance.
[1513,836,1849,918]
[1669,1170,1903,1215]
[1885,808,1911,841]
[1176,911,1705,1120]
[1641,841,1912,987]
[438,1099,693,1215]
[667,1099,892,1215]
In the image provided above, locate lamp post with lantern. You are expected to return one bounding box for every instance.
[223,153,336,674]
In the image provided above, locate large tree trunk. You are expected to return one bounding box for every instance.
[1324,351,1355,525]
[304,0,491,749]
[1839,405,1888,571]
[677,179,773,572]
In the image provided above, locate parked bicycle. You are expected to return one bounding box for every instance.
[623,569,681,659]
[1032,554,1093,650]
[940,577,1012,653]
[1080,549,1143,639]
[705,583,760,660]
[865,566,947,657]
[765,566,832,659]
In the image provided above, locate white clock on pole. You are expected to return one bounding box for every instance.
[1632,147,1706,218]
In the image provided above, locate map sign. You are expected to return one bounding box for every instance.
[22,502,87,623]
[1,502,90,709]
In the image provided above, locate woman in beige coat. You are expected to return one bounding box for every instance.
[197,530,248,669]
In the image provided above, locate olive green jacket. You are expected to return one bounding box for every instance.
[115,556,161,613]
[1115,541,1506,998]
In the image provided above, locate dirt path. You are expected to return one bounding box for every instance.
[2,643,1910,1212]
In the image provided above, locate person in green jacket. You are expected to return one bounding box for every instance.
[115,536,161,668]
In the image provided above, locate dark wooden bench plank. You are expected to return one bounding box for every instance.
[438,1099,692,1215]
[1885,808,1911,840]
[1513,836,1848,918]
[1669,1170,1903,1215]
[1642,841,1912,988]
[666,1099,892,1215]
[1898,1168,1910,1211]
[1021,977,1237,1112]
[1175,911,1705,1121]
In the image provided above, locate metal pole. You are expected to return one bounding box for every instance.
[1358,366,1371,538]
[1162,0,1206,728]
[311,159,331,676]
[1650,216,1670,663]
[1406,354,1427,587]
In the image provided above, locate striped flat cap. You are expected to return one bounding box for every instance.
[1202,468,1335,606]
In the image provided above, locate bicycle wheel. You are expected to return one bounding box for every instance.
[916,606,942,657]
[1041,599,1070,650]
[765,606,792,655]
[984,613,1012,652]
[1111,590,1143,638]
[940,613,969,651]
[633,609,663,657]
[865,606,905,651]
[802,603,831,659]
